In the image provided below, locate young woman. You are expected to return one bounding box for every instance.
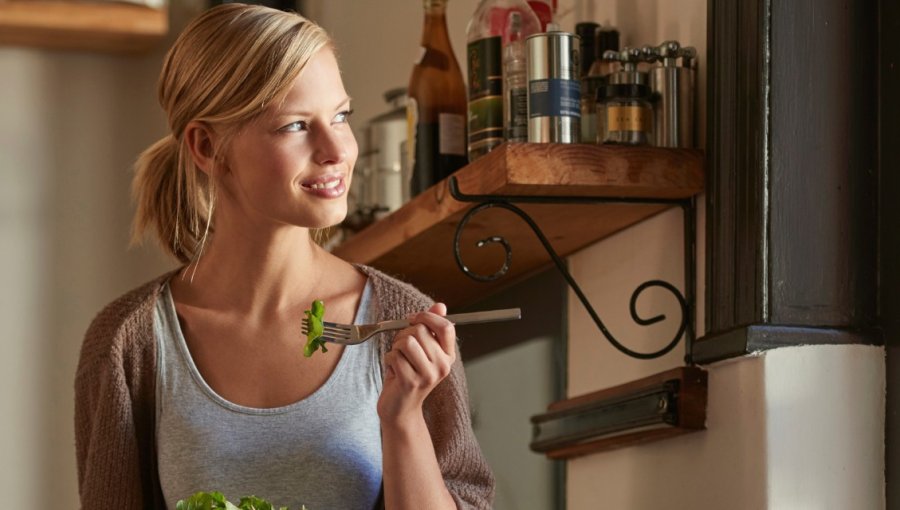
[74,4,494,509]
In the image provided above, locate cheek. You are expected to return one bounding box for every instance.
[225,147,291,200]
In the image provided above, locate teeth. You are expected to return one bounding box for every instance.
[308,178,341,190]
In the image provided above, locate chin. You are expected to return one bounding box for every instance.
[306,210,348,230]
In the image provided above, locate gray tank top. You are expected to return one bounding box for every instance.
[154,279,383,510]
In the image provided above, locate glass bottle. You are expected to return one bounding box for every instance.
[407,0,467,197]
[503,11,529,143]
[466,0,540,161]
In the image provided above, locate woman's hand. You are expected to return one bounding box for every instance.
[378,302,456,426]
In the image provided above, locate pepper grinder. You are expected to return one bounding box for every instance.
[643,40,697,148]
[603,47,648,86]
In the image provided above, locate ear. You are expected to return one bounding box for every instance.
[183,120,220,176]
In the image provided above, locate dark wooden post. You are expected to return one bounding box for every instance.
[696,0,880,363]
[881,0,900,503]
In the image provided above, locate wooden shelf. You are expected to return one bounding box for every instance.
[334,143,704,308]
[0,1,168,53]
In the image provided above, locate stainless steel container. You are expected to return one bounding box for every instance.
[349,122,375,216]
[526,31,581,143]
[647,43,696,148]
[369,87,409,216]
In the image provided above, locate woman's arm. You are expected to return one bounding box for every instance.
[74,285,164,509]
[378,303,459,510]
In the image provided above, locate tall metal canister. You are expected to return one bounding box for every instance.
[526,31,581,143]
[646,41,696,148]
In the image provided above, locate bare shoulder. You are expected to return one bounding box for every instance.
[312,250,370,322]
[320,250,368,292]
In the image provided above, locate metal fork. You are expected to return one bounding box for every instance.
[301,308,522,345]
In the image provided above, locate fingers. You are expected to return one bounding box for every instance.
[385,334,443,388]
[407,304,456,357]
[384,303,457,391]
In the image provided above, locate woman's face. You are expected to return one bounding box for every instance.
[220,48,357,231]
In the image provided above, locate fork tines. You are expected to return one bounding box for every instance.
[300,318,352,342]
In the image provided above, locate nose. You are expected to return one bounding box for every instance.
[313,126,347,166]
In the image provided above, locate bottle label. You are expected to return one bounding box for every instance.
[439,113,465,156]
[607,105,650,133]
[467,36,504,147]
[529,78,581,118]
[508,86,528,141]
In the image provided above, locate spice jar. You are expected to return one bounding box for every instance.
[599,83,652,145]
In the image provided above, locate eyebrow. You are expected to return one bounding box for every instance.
[276,96,352,118]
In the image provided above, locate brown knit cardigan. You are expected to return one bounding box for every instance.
[74,264,495,509]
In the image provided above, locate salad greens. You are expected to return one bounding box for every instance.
[303,299,328,357]
[175,491,304,510]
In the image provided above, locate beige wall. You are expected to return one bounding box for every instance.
[0,2,202,505]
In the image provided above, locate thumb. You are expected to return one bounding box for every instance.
[429,302,447,316]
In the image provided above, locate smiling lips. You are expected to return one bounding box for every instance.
[300,174,346,199]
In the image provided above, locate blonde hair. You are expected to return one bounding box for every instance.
[131,3,332,263]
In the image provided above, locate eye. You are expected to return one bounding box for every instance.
[334,109,354,124]
[280,120,308,133]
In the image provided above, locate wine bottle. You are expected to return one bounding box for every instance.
[466,0,540,161]
[407,0,467,197]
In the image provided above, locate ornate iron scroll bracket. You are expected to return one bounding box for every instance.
[448,176,697,362]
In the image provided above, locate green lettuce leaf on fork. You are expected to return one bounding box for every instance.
[176,491,304,510]
[303,299,328,357]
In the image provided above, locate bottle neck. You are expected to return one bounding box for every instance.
[421,1,451,48]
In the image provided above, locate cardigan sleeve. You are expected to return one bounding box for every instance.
[74,282,164,509]
[422,354,496,510]
[74,344,146,508]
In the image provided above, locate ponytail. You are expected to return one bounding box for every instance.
[130,134,213,264]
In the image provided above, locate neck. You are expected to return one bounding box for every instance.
[174,217,325,317]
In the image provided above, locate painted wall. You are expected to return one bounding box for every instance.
[466,337,558,510]
[565,343,885,510]
[0,2,202,505]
